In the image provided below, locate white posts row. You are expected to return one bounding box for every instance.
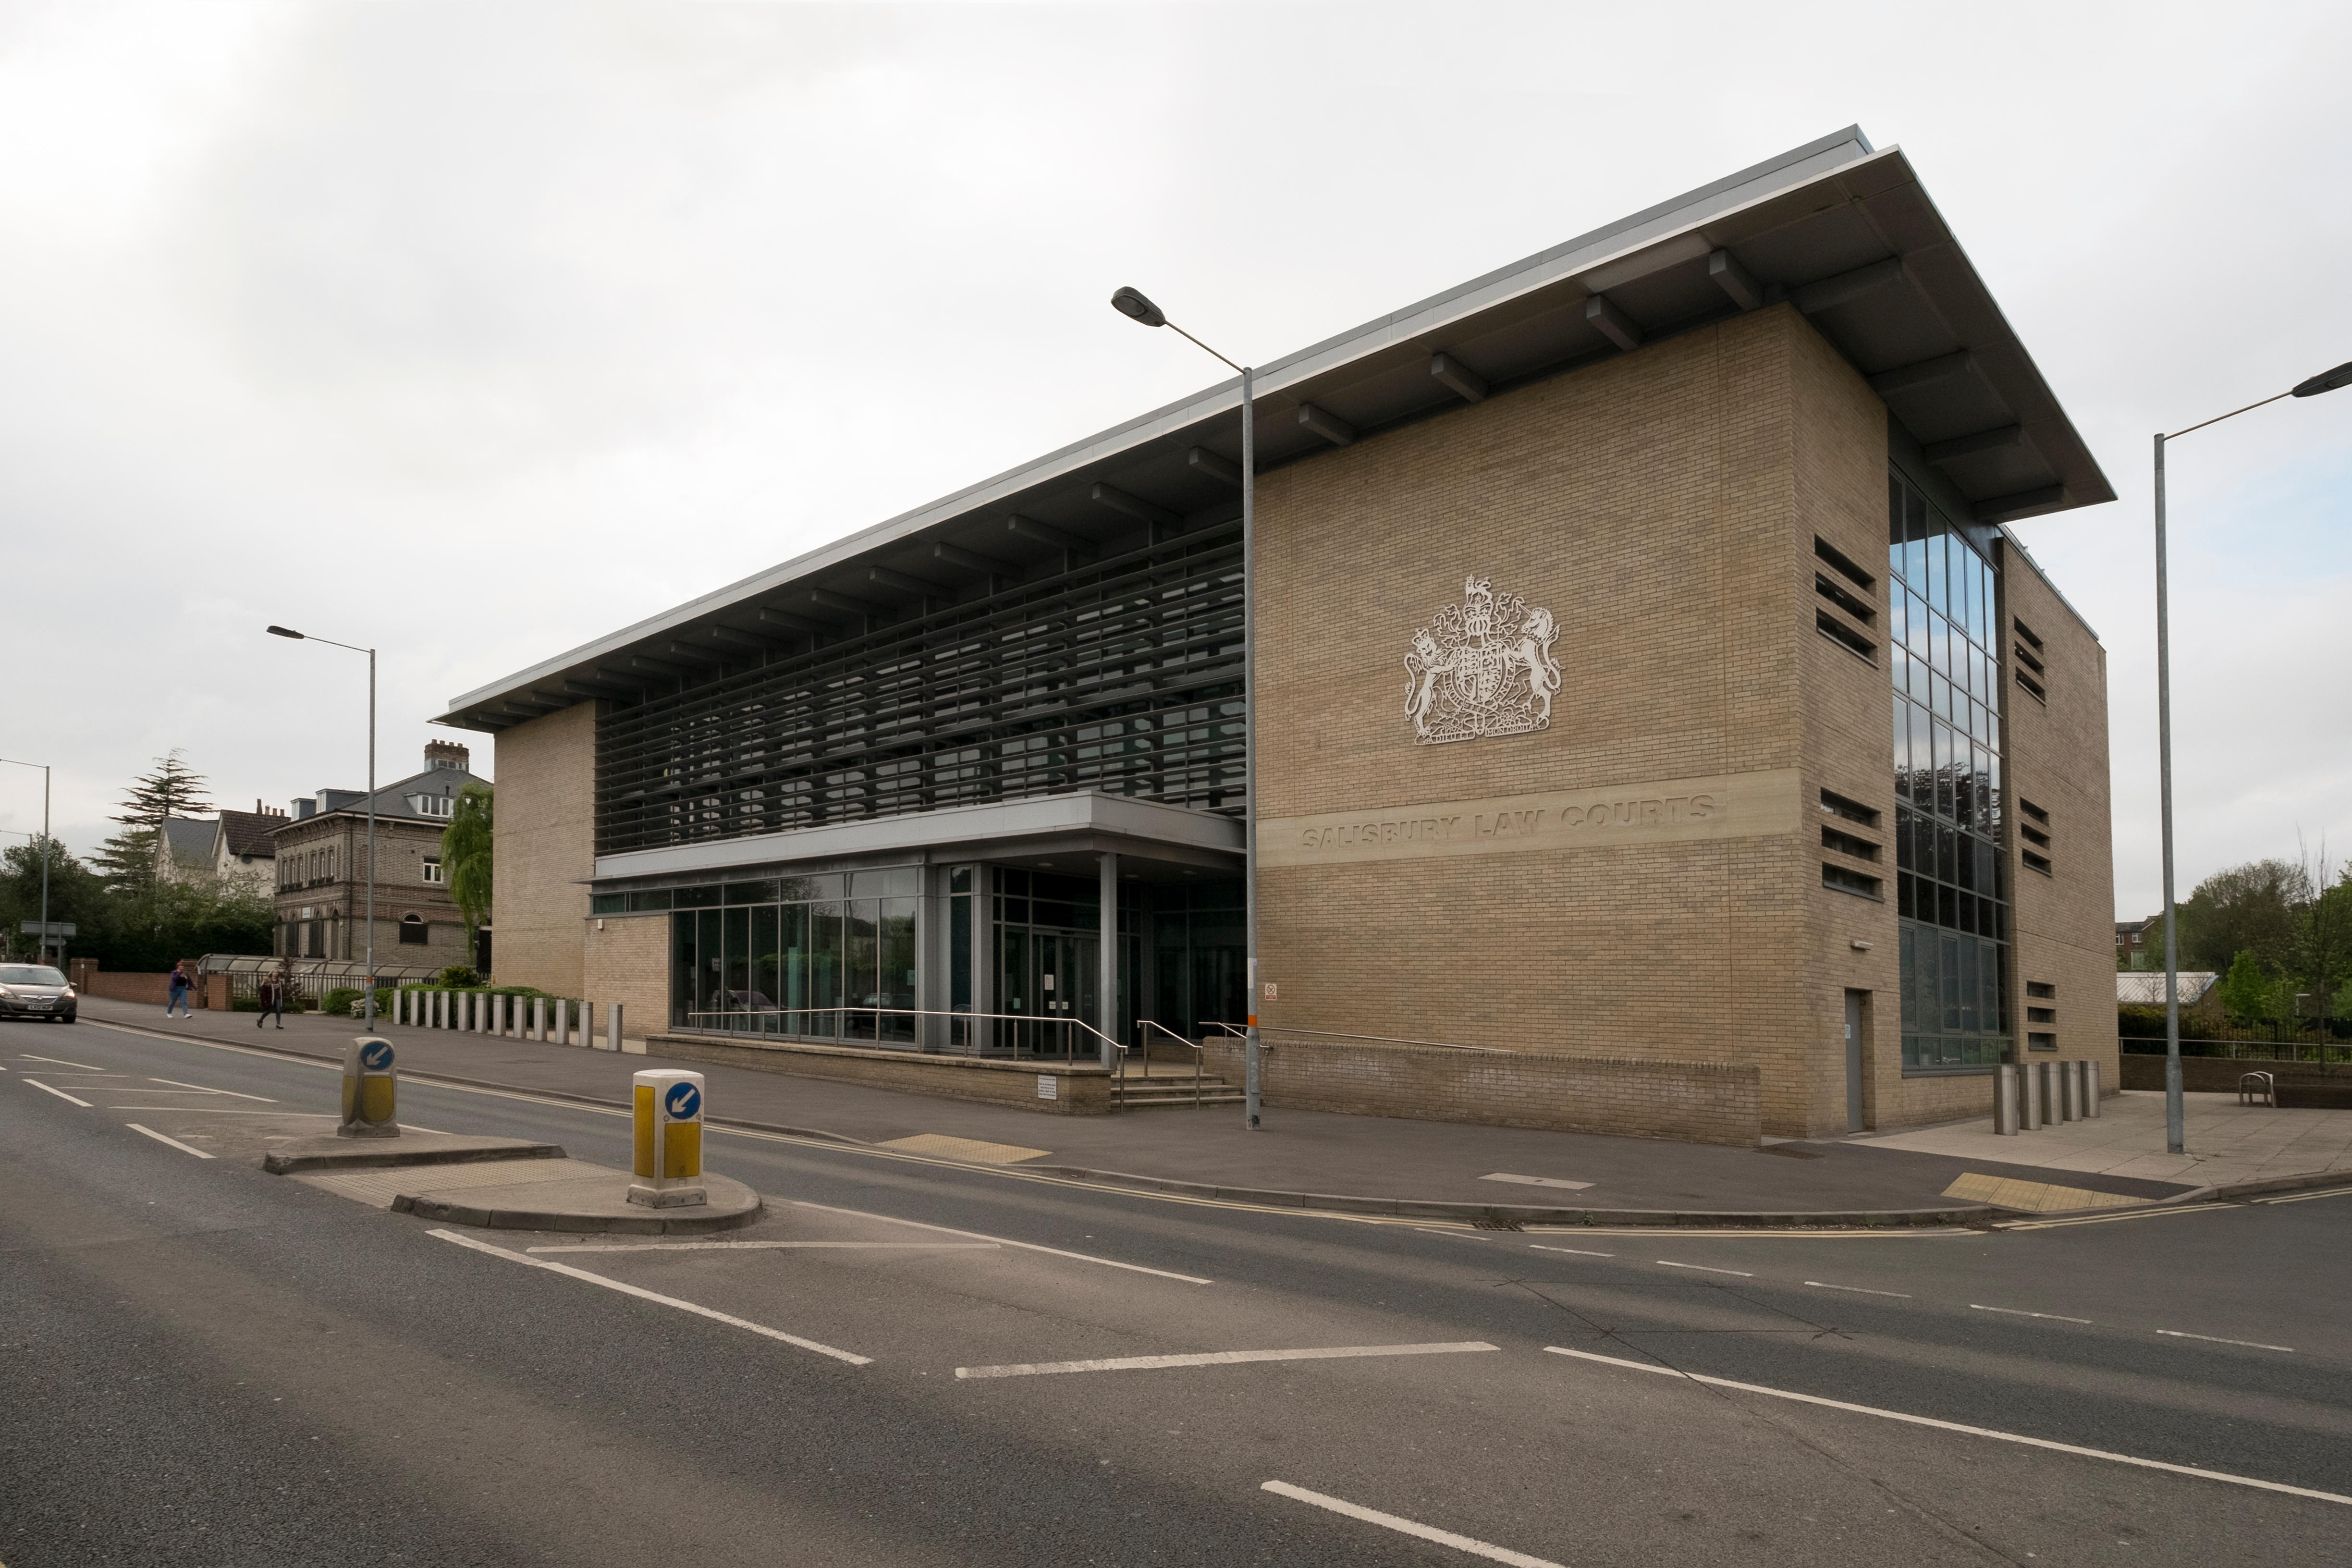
[394,989,629,1052]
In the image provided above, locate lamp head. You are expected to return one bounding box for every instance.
[2292,360,2352,398]
[1110,286,1166,329]
[266,625,306,640]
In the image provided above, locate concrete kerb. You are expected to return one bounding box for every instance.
[264,1138,565,1175]
[82,1015,2349,1228]
[390,1174,763,1236]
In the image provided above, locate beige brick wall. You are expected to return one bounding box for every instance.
[586,910,668,1041]
[2003,552,2118,1088]
[493,702,597,996]
[644,1033,1114,1115]
[1252,305,1892,1138]
[1202,1035,1760,1145]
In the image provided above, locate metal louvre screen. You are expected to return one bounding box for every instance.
[595,527,1246,856]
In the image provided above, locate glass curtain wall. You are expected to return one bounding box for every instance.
[1888,469,2012,1072]
[1147,880,1247,1044]
[666,869,919,1041]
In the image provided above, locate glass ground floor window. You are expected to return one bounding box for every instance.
[670,867,918,1041]
[1899,919,2011,1071]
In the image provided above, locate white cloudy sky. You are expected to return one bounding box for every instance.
[0,0,2346,917]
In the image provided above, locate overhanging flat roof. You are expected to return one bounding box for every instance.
[441,125,2112,734]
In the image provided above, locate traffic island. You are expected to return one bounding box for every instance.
[391,1166,762,1235]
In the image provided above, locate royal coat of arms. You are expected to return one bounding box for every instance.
[1402,575,1563,745]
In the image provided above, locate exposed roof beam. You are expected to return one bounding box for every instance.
[1869,349,1974,397]
[933,541,1015,574]
[1006,514,1091,552]
[702,625,776,649]
[1924,425,2025,466]
[502,699,558,717]
[868,566,949,597]
[1186,446,1243,486]
[562,677,639,698]
[626,656,688,677]
[1296,404,1356,446]
[1584,294,1642,352]
[1091,482,1183,528]
[1707,248,1764,311]
[663,642,724,665]
[756,607,819,633]
[1792,256,1905,315]
[808,588,883,617]
[1973,486,2067,523]
[1429,353,1487,403]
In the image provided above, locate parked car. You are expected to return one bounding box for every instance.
[0,964,77,1023]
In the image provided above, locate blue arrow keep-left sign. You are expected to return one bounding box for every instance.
[360,1041,394,1072]
[664,1081,701,1120]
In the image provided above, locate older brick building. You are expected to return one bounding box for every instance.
[270,742,488,971]
[441,128,2116,1141]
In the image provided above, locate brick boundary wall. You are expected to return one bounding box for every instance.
[2119,1053,2346,1095]
[1202,1035,1762,1147]
[70,968,174,1005]
[642,1032,1115,1115]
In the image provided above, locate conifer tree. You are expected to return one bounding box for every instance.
[95,751,213,893]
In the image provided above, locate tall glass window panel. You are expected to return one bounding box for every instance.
[878,896,917,1043]
[844,899,880,1041]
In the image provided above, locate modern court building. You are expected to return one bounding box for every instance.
[441,128,2117,1144]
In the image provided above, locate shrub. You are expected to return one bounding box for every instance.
[434,964,481,988]
[321,987,362,1017]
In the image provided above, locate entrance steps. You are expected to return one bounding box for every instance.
[1111,1061,1243,1110]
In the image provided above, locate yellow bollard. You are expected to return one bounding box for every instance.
[339,1036,399,1139]
[628,1068,706,1208]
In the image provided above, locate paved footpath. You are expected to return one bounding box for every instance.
[70,996,2259,1217]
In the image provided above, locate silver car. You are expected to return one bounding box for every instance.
[0,964,77,1022]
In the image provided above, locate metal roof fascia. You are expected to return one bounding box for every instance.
[442,129,1905,719]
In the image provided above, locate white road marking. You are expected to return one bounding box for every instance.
[22,1078,91,1106]
[106,1107,338,1115]
[125,1123,216,1159]
[19,1053,104,1070]
[1529,1245,1615,1257]
[1972,1303,2092,1324]
[147,1077,277,1102]
[1806,1281,1910,1298]
[2253,1188,2352,1206]
[1543,1345,2352,1507]
[1999,1203,2234,1231]
[790,1199,1212,1285]
[1481,1172,1594,1191]
[1524,1226,1966,1239]
[1657,1261,1753,1277]
[529,1241,999,1254]
[1261,1480,1564,1568]
[426,1228,872,1365]
[958,1341,1497,1381]
[2156,1329,2293,1352]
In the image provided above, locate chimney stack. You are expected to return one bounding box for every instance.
[425,740,471,773]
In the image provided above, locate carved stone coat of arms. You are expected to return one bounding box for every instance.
[1402,575,1563,745]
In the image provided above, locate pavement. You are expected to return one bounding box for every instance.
[1859,1088,2352,1189]
[9,1010,2352,1568]
[69,996,2348,1221]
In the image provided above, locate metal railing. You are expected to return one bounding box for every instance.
[681,1004,1121,1065]
[1131,1018,1206,1106]
[1250,1024,1503,1054]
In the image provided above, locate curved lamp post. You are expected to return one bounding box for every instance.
[1110,286,1263,1130]
[267,625,378,1028]
[2154,357,2352,1153]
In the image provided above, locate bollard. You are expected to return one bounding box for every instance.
[2057,1062,2079,1122]
[607,1002,625,1053]
[629,1068,706,1207]
[2021,1059,2042,1130]
[1995,1064,2019,1135]
[532,995,546,1041]
[2084,1060,2101,1117]
[338,1036,399,1139]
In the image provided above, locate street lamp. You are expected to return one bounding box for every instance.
[2153,357,2352,1155]
[0,758,52,967]
[1110,285,1265,1130]
[267,625,379,1029]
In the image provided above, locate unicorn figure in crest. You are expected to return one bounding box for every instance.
[1401,575,1562,746]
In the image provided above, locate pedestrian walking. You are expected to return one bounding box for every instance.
[165,961,193,1018]
[256,971,287,1030]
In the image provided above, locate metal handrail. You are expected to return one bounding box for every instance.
[681,1004,1121,1066]
[1133,1018,1205,1106]
[1250,1023,1503,1054]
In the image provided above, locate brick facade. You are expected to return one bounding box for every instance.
[493,702,598,998]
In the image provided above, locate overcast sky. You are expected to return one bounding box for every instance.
[1,0,2346,918]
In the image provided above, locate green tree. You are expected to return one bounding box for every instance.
[442,783,493,969]
[0,837,102,964]
[2215,949,2273,1023]
[92,750,213,895]
[2175,859,2306,974]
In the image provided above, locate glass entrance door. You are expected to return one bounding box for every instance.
[1000,929,1096,1058]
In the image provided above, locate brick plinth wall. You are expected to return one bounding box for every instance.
[1204,1035,1762,1147]
[642,1033,1114,1115]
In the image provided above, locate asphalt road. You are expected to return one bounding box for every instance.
[4,1016,2349,1567]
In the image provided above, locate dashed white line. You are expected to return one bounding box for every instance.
[531,1241,999,1254]
[427,1229,872,1365]
[1529,1244,1615,1257]
[2156,1329,2293,1352]
[148,1077,277,1102]
[1262,1480,1564,1568]
[958,1341,1495,1381]
[125,1123,216,1159]
[1972,1303,2092,1324]
[19,1053,104,1070]
[1806,1281,1911,1298]
[790,1199,1211,1285]
[22,1078,91,1107]
[1657,1261,1753,1277]
[1542,1345,2352,1507]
